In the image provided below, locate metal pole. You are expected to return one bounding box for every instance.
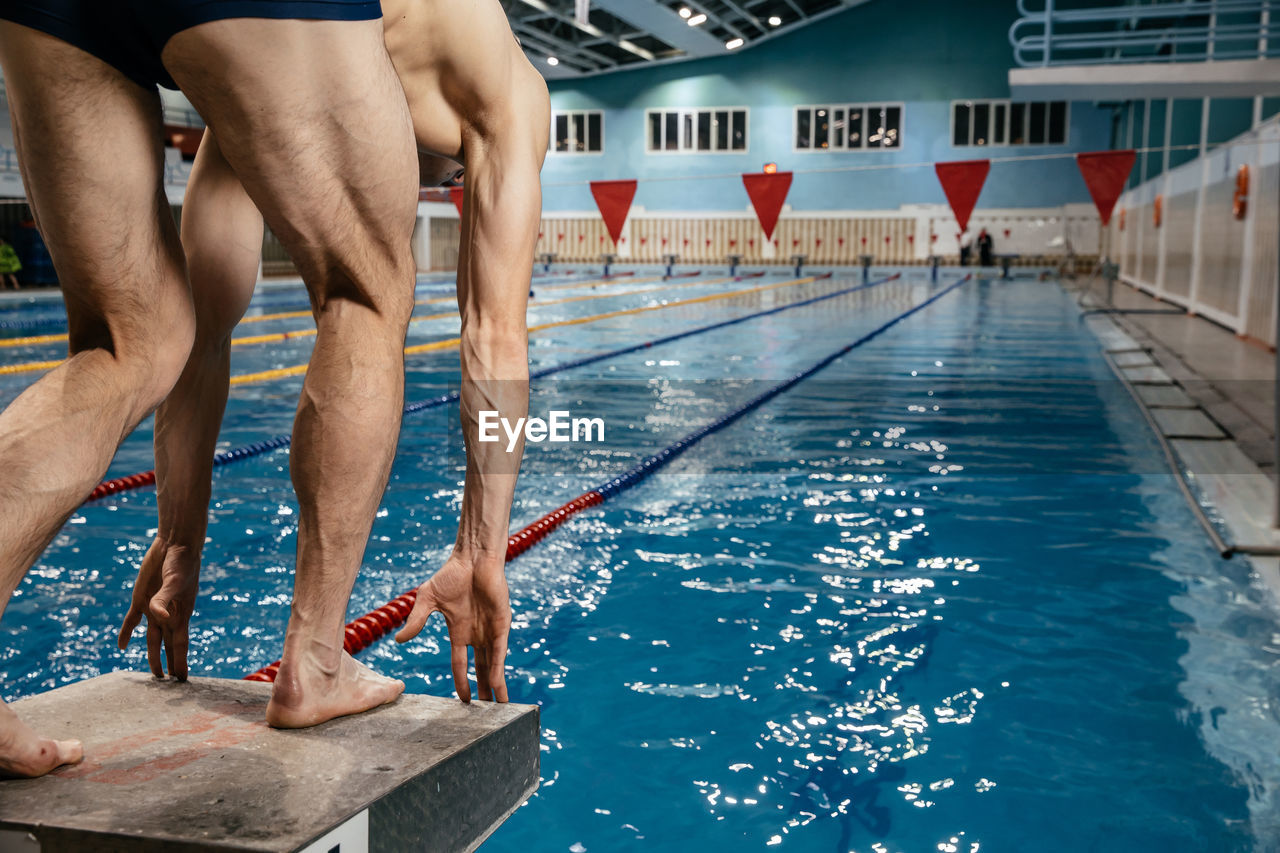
[1043,0,1054,66]
[1274,138,1280,529]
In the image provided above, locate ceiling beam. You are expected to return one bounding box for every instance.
[719,0,769,37]
[589,0,726,56]
[514,20,619,69]
[513,0,656,60]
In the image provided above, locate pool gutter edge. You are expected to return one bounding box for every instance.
[1077,304,1280,600]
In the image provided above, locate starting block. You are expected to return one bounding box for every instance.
[0,672,539,852]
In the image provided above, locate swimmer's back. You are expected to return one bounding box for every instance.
[382,0,547,159]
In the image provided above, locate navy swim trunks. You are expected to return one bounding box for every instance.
[0,1,382,90]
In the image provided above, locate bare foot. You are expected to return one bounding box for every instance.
[0,701,82,778]
[266,644,404,729]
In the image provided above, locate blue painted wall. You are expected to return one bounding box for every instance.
[542,0,1114,213]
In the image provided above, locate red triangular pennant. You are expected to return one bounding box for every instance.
[1076,150,1136,226]
[449,186,464,217]
[590,179,638,246]
[935,160,990,232]
[742,171,793,241]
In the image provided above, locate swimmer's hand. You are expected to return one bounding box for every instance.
[117,539,199,681]
[395,557,511,704]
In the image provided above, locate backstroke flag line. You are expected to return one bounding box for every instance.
[742,171,794,242]
[1076,150,1137,225]
[590,179,639,246]
[934,159,990,233]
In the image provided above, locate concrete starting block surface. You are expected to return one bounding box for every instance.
[0,672,539,853]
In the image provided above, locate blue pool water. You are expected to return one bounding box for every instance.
[2,270,1279,851]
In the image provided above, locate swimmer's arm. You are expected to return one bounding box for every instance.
[453,89,549,568]
[118,130,264,678]
[396,77,550,703]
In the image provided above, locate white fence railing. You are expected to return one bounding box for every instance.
[1109,115,1279,347]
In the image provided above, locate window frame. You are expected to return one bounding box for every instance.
[950,99,1070,148]
[644,107,750,155]
[549,109,606,156]
[792,102,905,153]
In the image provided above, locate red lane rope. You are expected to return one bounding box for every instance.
[244,490,606,681]
[87,470,156,502]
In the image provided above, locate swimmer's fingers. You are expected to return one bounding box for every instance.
[163,623,190,683]
[393,584,439,643]
[145,620,164,680]
[118,557,161,651]
[485,633,509,703]
[149,581,193,682]
[450,637,472,705]
[475,644,492,702]
[117,600,146,651]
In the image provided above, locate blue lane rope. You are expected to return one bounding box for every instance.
[594,275,969,498]
[95,273,908,493]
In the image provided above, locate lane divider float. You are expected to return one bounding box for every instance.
[245,274,967,681]
[0,272,635,351]
[85,274,890,503]
[0,275,734,376]
[231,274,834,386]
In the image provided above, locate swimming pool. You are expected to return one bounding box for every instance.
[2,270,1278,851]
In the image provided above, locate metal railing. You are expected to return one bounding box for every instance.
[1011,0,1279,66]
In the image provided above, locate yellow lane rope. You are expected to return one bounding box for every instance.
[0,332,67,349]
[229,276,728,348]
[0,276,729,375]
[231,275,820,386]
[0,358,64,375]
[232,273,665,327]
[0,273,662,350]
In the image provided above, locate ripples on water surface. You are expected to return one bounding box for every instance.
[3,273,1279,851]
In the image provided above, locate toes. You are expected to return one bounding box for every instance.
[379,680,405,706]
[55,739,83,768]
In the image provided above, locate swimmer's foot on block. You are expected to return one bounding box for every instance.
[265,650,405,729]
[0,671,539,852]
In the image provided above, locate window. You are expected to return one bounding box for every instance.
[552,110,604,154]
[952,100,1069,147]
[645,108,748,153]
[794,104,902,151]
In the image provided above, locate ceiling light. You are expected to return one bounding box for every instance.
[546,56,559,65]
[768,15,781,26]
[688,12,707,25]
[679,6,692,17]
[725,37,744,49]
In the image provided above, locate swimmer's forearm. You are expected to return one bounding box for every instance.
[454,332,527,569]
[152,337,231,549]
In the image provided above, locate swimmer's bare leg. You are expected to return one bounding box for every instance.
[0,24,198,774]
[163,18,416,727]
[118,130,263,681]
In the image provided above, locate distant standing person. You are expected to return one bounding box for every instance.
[977,228,994,267]
[958,234,972,267]
[0,238,20,289]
